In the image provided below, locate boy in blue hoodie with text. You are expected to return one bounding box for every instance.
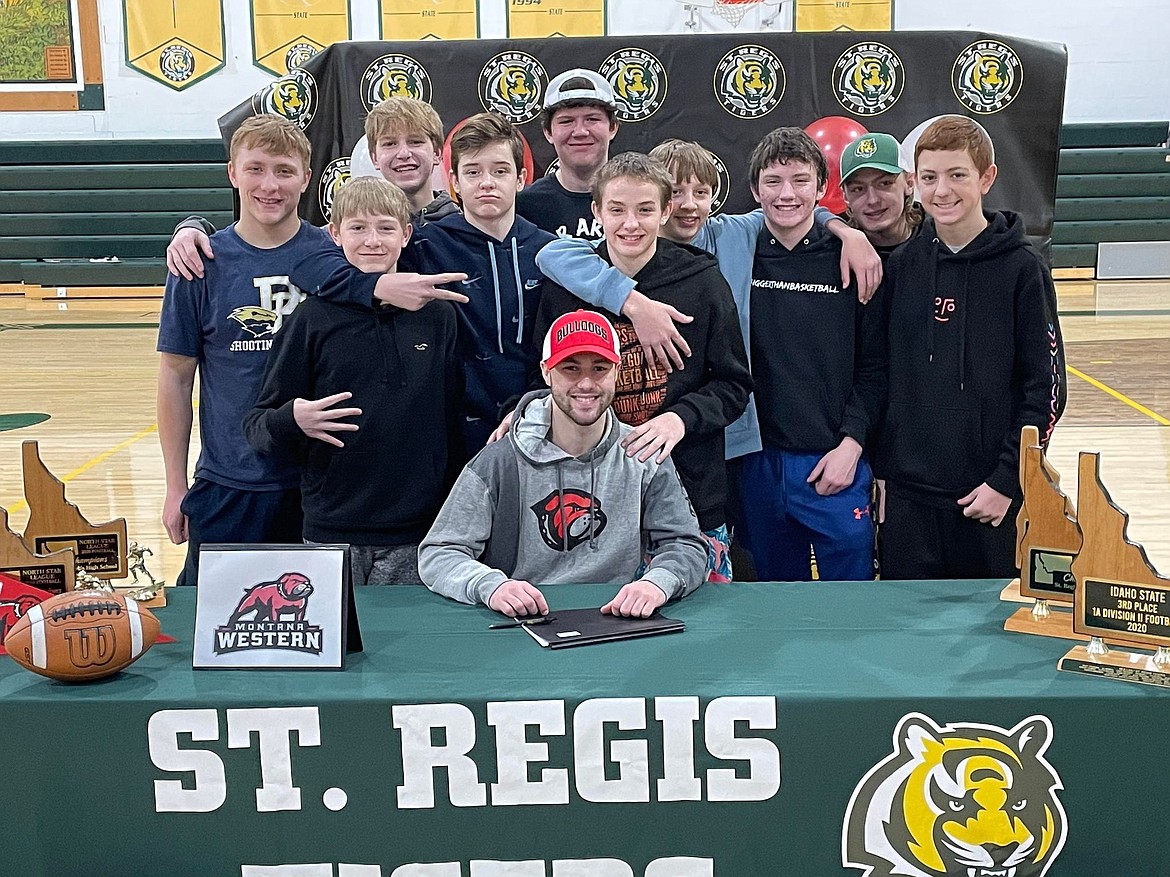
[876,116,1066,579]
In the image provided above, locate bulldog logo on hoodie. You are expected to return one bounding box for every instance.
[531,490,608,552]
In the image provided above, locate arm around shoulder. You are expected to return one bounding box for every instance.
[536,236,636,315]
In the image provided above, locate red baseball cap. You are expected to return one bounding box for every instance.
[542,310,621,369]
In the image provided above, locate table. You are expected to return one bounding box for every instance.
[2,580,1165,876]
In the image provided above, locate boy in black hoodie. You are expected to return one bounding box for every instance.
[534,152,752,581]
[730,127,886,583]
[876,116,1066,579]
[243,177,462,585]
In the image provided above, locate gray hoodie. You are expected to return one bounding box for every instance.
[419,390,707,606]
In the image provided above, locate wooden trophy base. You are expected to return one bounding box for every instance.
[114,585,167,609]
[1004,605,1080,640]
[999,578,1031,603]
[1059,644,1170,688]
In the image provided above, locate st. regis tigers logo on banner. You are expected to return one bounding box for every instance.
[833,42,904,116]
[713,45,785,119]
[361,54,432,113]
[479,52,547,124]
[952,40,1024,115]
[843,713,1067,877]
[601,48,668,123]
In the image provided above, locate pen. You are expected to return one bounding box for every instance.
[489,615,556,630]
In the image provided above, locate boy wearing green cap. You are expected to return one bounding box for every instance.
[839,132,923,262]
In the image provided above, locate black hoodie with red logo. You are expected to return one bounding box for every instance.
[875,211,1067,507]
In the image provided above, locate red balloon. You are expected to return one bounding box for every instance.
[803,116,868,215]
[440,116,536,202]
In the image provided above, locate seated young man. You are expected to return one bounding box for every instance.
[243,177,461,585]
[419,310,707,618]
[876,117,1066,579]
[533,152,752,582]
[157,114,331,586]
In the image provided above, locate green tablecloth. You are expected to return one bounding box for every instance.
[1,580,1165,875]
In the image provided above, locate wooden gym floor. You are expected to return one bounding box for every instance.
[1,278,1168,586]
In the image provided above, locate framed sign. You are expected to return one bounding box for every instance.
[0,0,104,112]
[193,544,350,670]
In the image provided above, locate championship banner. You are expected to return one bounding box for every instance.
[219,30,1066,249]
[794,0,893,32]
[380,0,478,41]
[507,0,606,38]
[123,0,224,90]
[250,0,351,77]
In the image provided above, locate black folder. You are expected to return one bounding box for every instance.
[521,607,684,649]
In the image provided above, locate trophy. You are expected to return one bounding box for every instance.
[22,440,128,579]
[1002,425,1083,638]
[16,441,166,606]
[124,541,166,606]
[0,506,76,594]
[1058,452,1170,687]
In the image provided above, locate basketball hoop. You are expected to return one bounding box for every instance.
[673,0,786,32]
[713,0,760,26]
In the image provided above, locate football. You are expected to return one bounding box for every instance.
[4,590,160,682]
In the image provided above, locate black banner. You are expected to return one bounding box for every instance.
[218,31,1067,240]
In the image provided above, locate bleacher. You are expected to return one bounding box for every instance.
[0,139,232,307]
[0,123,1166,304]
[1054,121,1170,270]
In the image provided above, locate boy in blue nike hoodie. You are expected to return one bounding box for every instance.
[876,117,1066,579]
[402,113,553,452]
[292,113,554,456]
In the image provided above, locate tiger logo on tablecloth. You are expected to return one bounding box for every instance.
[843,713,1067,877]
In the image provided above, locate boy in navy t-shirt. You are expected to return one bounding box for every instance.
[156,115,336,586]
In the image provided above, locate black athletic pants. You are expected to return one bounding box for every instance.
[880,489,1020,580]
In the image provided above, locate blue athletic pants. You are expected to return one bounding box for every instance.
[729,446,875,582]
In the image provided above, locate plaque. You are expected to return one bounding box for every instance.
[0,506,76,595]
[1003,426,1084,640]
[21,441,128,579]
[1058,452,1170,686]
[192,544,357,670]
